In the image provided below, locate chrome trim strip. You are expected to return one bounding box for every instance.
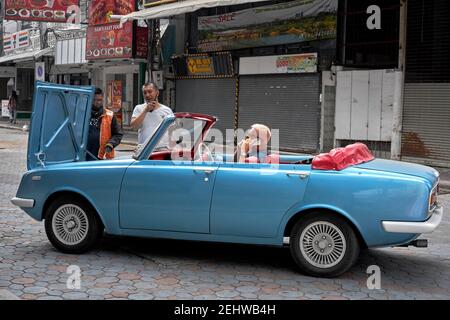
[10,197,35,208]
[382,205,443,234]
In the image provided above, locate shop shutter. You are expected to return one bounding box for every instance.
[238,74,321,153]
[175,78,237,143]
[401,0,450,166]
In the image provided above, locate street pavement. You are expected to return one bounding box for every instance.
[0,127,449,300]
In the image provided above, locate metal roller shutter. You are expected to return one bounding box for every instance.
[401,83,450,166]
[401,0,450,166]
[175,78,236,141]
[238,74,321,153]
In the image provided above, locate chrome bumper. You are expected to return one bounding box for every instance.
[382,205,443,234]
[11,197,35,208]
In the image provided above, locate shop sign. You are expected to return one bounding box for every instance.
[89,0,135,26]
[3,30,30,52]
[4,0,79,23]
[240,53,318,75]
[172,52,233,79]
[187,56,215,76]
[135,26,149,59]
[1,100,10,118]
[86,22,133,60]
[198,0,337,52]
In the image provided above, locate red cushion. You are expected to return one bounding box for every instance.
[312,143,374,171]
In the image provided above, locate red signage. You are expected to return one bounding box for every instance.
[86,22,134,60]
[135,27,148,59]
[89,0,135,26]
[4,0,79,22]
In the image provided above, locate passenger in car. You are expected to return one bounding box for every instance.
[235,124,272,163]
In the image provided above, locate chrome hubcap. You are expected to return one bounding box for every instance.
[52,204,89,246]
[300,221,346,269]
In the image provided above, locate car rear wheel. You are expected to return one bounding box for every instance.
[290,213,360,277]
[44,196,103,254]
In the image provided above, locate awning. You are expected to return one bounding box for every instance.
[0,47,54,64]
[111,0,270,24]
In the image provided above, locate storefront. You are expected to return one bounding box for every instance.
[174,0,338,152]
[238,54,322,152]
[52,36,90,86]
[172,52,236,142]
[0,47,53,118]
[400,0,450,167]
[85,0,148,126]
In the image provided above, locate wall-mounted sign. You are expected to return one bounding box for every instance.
[240,53,318,75]
[4,0,79,23]
[89,0,135,26]
[3,30,29,52]
[198,0,337,52]
[172,52,234,79]
[187,55,215,76]
[35,62,45,81]
[86,22,133,60]
[135,26,149,59]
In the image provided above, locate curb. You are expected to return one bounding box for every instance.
[0,123,27,131]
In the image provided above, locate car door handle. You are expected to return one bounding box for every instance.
[193,168,216,174]
[286,171,310,179]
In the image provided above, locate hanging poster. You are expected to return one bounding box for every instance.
[198,0,338,52]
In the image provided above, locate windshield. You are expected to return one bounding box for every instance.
[133,116,208,160]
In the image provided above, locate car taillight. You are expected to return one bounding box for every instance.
[429,183,438,211]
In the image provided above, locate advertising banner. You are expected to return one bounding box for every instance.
[198,0,337,52]
[1,100,10,118]
[3,30,29,52]
[89,0,135,25]
[240,53,318,75]
[4,0,79,22]
[107,80,123,125]
[86,22,133,60]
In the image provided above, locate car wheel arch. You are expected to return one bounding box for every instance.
[42,190,105,230]
[283,208,368,249]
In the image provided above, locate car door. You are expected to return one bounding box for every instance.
[119,113,219,233]
[210,162,311,238]
[27,81,94,170]
[119,160,218,233]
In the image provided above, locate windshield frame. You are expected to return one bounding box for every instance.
[133,113,217,161]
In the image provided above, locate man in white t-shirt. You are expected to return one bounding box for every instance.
[131,82,174,149]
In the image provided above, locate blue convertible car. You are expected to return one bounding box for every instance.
[12,82,443,277]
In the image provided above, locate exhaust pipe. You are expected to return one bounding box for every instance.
[399,239,428,248]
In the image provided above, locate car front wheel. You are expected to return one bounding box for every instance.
[290,213,360,277]
[44,196,103,254]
